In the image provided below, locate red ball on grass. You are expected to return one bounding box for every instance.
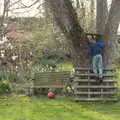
[47,92,55,99]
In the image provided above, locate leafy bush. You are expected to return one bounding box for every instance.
[56,61,74,72]
[0,81,11,94]
[12,86,25,94]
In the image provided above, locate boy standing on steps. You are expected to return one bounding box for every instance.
[88,39,106,83]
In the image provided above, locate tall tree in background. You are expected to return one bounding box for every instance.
[45,0,89,67]
[76,0,80,9]
[97,0,108,35]
[0,0,10,39]
[89,0,96,33]
[103,0,120,68]
[46,0,120,68]
[96,0,120,68]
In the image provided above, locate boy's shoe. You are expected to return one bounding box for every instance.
[95,76,103,84]
[98,77,103,84]
[95,76,99,84]
[90,69,93,73]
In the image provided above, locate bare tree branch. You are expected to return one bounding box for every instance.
[103,0,120,67]
[15,0,40,9]
[9,0,22,7]
[37,1,46,9]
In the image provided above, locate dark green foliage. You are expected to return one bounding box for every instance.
[0,81,11,94]
[0,73,17,81]
[40,58,56,68]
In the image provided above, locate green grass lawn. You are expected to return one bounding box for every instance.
[0,69,119,120]
[0,95,120,120]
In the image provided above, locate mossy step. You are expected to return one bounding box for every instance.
[75,68,115,71]
[75,98,117,102]
[75,91,116,95]
[75,74,115,77]
[74,79,117,83]
[76,86,116,89]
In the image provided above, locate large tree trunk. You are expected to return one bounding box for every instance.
[0,0,9,39]
[45,0,89,67]
[76,0,80,9]
[89,0,96,33]
[103,0,120,68]
[96,0,108,35]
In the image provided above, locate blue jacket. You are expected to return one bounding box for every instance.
[88,43,102,56]
[97,41,106,48]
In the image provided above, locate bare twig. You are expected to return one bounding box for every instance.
[9,0,22,7]
[37,1,46,9]
[15,0,40,9]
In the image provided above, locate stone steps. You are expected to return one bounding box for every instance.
[74,68,117,102]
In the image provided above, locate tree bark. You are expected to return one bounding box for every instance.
[76,0,80,9]
[96,0,108,35]
[103,0,120,68]
[0,0,9,39]
[45,0,89,67]
[89,0,96,33]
